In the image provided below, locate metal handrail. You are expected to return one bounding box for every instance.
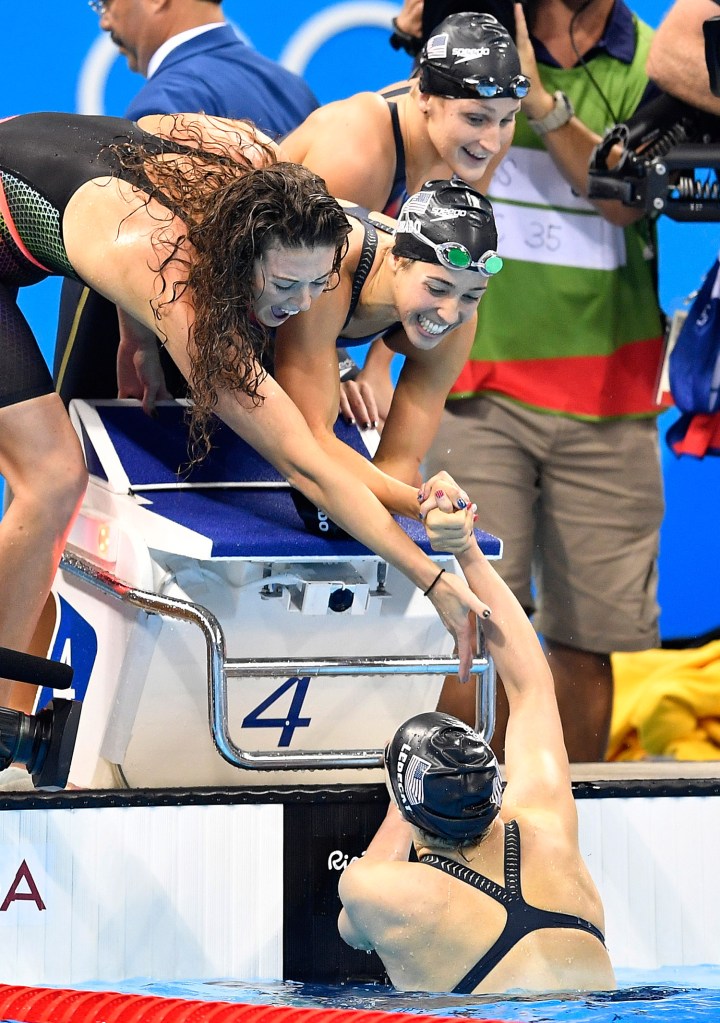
[60,551,495,771]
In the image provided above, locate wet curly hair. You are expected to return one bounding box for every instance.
[107,119,351,461]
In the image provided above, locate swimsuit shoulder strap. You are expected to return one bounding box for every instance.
[341,206,378,330]
[380,90,409,217]
[419,849,514,907]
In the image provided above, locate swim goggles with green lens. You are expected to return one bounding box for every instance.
[398,224,503,276]
[427,64,531,99]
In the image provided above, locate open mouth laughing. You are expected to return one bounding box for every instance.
[270,306,300,323]
[461,146,489,163]
[417,313,452,338]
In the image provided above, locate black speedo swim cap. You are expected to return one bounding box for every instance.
[418,12,527,101]
[393,178,502,276]
[385,711,502,842]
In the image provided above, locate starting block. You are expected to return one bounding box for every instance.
[44,400,501,789]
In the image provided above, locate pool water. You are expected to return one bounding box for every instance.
[76,967,720,1022]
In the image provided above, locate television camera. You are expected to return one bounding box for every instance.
[0,647,81,790]
[588,16,720,222]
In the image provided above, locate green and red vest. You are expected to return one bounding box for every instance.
[451,15,664,420]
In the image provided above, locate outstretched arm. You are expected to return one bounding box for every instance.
[275,294,470,517]
[436,515,574,818]
[217,380,489,676]
[160,302,490,679]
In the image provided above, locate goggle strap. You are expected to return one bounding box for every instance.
[424,63,529,99]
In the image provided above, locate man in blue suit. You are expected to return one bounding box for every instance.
[101,0,317,132]
[55,0,318,401]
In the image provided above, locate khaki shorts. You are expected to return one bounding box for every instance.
[427,396,664,653]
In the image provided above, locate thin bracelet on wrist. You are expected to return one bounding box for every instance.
[423,568,445,597]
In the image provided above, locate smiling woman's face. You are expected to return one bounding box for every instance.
[251,243,337,327]
[390,257,487,351]
[419,94,520,183]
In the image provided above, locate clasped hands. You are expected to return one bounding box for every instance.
[417,471,477,556]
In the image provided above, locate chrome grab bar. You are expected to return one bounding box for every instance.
[60,551,495,771]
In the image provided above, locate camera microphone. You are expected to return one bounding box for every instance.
[0,647,73,690]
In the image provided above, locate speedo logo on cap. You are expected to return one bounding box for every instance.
[428,205,466,221]
[452,47,491,63]
[396,743,431,807]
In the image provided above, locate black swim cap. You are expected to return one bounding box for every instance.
[393,179,502,276]
[385,712,502,842]
[418,12,527,101]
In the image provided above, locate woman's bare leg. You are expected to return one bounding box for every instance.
[0,392,87,709]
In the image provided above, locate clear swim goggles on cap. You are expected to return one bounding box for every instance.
[399,224,503,276]
[468,74,531,99]
[429,64,531,99]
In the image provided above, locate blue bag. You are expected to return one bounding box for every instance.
[667,255,720,457]
[669,255,720,415]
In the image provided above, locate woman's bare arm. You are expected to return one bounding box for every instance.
[338,802,413,949]
[136,113,277,166]
[275,288,450,517]
[444,525,576,822]
[155,290,490,678]
[116,308,171,415]
[373,319,476,485]
[279,95,399,210]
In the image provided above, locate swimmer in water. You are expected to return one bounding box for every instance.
[338,520,616,994]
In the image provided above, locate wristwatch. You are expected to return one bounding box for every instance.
[527,90,575,137]
[388,17,423,57]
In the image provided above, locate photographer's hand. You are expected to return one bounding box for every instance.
[515,3,554,121]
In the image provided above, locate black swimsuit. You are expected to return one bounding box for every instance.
[0,112,184,407]
[420,820,606,993]
[334,88,408,380]
[0,112,171,280]
[339,206,401,347]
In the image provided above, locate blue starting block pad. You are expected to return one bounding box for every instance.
[72,400,502,561]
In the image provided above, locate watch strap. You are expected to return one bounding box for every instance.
[389,17,423,56]
[527,90,574,136]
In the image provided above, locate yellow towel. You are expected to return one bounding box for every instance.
[608,641,720,761]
